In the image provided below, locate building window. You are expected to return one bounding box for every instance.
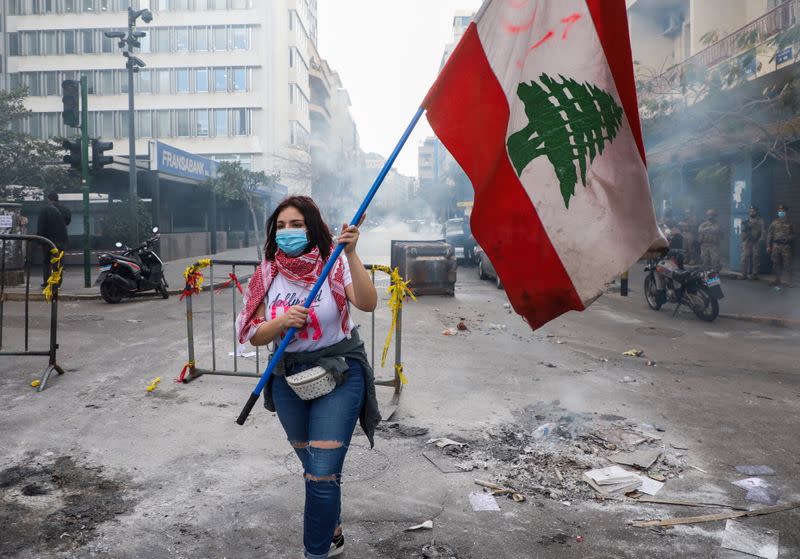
[175,27,189,51]
[138,110,152,137]
[45,72,59,96]
[46,113,61,138]
[232,68,246,91]
[156,110,170,137]
[196,69,209,92]
[232,26,248,50]
[100,70,115,95]
[231,0,248,9]
[83,0,96,11]
[157,69,170,94]
[9,34,20,56]
[82,30,95,54]
[233,108,247,135]
[64,31,76,54]
[176,110,190,136]
[139,31,151,53]
[194,27,208,51]
[100,111,115,137]
[176,69,189,92]
[137,69,152,93]
[196,110,209,136]
[214,108,227,136]
[156,29,171,52]
[26,32,40,56]
[102,32,115,53]
[44,31,58,55]
[209,0,226,9]
[213,26,226,50]
[214,68,227,91]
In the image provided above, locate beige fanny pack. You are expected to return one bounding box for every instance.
[285,366,336,400]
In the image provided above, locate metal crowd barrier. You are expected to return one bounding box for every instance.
[0,234,65,391]
[180,259,404,399]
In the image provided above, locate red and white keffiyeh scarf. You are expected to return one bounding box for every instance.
[235,247,350,345]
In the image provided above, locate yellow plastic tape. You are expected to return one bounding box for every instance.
[181,259,212,298]
[146,376,162,392]
[371,265,416,370]
[395,364,408,386]
[42,248,64,302]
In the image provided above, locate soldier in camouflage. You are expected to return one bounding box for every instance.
[767,204,795,287]
[740,205,764,280]
[698,209,722,272]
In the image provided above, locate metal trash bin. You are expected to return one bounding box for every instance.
[391,240,457,296]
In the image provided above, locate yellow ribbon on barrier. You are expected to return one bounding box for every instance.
[371,265,416,369]
[42,248,64,302]
[395,363,408,386]
[180,258,211,300]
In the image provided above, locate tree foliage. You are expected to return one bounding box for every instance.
[101,199,153,246]
[0,88,73,200]
[204,161,280,246]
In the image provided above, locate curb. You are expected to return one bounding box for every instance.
[605,291,799,330]
[718,313,800,330]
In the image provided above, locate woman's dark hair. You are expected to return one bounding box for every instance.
[264,195,333,261]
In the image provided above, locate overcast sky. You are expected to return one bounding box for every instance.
[318,0,484,178]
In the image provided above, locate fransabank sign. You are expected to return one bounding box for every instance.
[153,141,219,181]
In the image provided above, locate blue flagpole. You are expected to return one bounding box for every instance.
[236,106,426,425]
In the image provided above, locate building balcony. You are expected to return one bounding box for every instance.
[640,0,799,101]
[309,101,331,121]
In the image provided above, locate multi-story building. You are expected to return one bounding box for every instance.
[418,10,475,219]
[1,0,323,194]
[306,37,364,226]
[628,0,799,274]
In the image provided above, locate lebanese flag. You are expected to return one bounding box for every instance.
[423,0,666,329]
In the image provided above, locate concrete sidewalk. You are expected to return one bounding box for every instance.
[625,264,800,327]
[2,245,264,301]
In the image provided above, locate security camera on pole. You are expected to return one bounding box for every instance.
[105,7,152,245]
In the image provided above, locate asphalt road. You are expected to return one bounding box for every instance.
[0,257,798,558]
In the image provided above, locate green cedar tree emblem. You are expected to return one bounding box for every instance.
[507,73,624,208]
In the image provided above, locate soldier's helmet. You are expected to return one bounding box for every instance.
[706,209,717,218]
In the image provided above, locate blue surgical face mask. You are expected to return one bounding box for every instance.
[778,211,786,219]
[276,228,308,256]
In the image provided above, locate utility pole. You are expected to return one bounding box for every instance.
[80,77,91,288]
[107,7,152,245]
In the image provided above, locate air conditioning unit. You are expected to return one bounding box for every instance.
[662,12,683,36]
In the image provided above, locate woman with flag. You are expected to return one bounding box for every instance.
[236,195,380,559]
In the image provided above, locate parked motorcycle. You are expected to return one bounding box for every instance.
[96,227,169,303]
[643,250,724,322]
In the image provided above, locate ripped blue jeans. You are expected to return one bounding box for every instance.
[272,358,365,559]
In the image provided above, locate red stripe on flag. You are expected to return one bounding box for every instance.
[423,23,584,330]
[585,0,647,165]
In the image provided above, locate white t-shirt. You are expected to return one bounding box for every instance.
[266,256,354,352]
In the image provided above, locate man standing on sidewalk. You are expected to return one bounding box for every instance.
[698,209,722,272]
[740,205,764,280]
[36,193,69,287]
[767,204,795,287]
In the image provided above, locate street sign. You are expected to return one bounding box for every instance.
[153,141,219,181]
[776,47,793,65]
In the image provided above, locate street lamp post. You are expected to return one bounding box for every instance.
[106,7,152,244]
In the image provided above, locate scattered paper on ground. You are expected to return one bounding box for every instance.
[405,520,433,532]
[623,349,644,357]
[720,520,779,559]
[469,491,501,512]
[636,475,664,496]
[611,448,662,469]
[426,438,466,449]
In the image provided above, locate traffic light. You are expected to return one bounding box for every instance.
[61,80,80,127]
[91,139,114,170]
[62,138,82,170]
